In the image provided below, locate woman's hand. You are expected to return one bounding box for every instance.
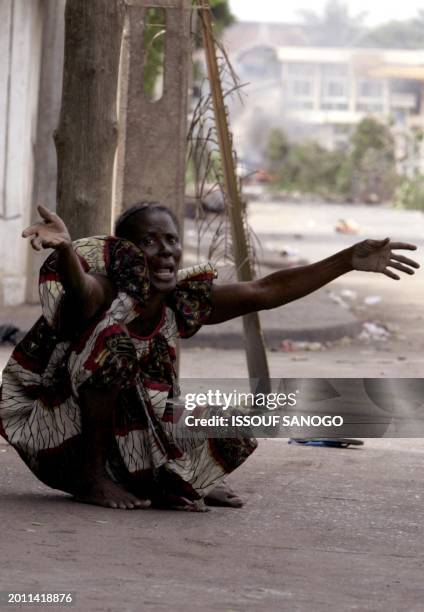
[208,238,420,324]
[351,238,420,280]
[22,205,71,251]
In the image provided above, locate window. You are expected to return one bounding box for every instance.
[325,81,346,97]
[293,80,312,97]
[284,63,315,110]
[358,79,383,98]
[356,79,384,114]
[286,63,315,77]
[320,64,349,111]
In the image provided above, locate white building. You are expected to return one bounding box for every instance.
[223,24,424,176]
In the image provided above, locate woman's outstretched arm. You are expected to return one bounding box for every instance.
[207,239,420,325]
[23,205,114,321]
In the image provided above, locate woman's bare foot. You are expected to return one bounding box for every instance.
[205,482,243,508]
[151,492,209,512]
[74,475,150,510]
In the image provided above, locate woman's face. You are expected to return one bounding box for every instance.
[130,209,182,293]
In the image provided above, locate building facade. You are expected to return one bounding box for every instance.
[223,24,424,176]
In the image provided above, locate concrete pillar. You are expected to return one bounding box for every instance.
[383,79,390,117]
[313,63,322,112]
[349,64,357,114]
[0,0,43,306]
[114,0,192,224]
[420,84,424,114]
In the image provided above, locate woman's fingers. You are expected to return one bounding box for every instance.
[390,253,420,268]
[37,204,54,222]
[390,242,418,251]
[389,261,416,275]
[30,235,43,251]
[23,205,53,238]
[22,224,41,238]
[383,268,400,281]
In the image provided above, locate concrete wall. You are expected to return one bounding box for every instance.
[0,0,43,306]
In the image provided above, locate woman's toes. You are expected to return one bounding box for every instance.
[204,484,244,507]
[228,495,243,508]
[134,499,151,509]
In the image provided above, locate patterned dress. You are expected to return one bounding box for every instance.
[0,237,257,509]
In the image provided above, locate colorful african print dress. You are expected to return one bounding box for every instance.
[0,236,257,509]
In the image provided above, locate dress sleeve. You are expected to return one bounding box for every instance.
[170,263,218,338]
[38,236,149,328]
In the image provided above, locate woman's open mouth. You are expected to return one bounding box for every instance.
[152,266,175,282]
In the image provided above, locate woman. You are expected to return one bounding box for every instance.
[0,203,419,511]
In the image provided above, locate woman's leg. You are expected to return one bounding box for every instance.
[74,384,150,510]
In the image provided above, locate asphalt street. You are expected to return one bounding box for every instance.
[0,200,423,611]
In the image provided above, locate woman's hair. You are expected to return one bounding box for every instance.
[114,202,180,240]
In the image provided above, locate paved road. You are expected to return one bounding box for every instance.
[248,200,424,262]
[1,438,424,611]
[183,200,424,378]
[186,199,424,266]
[1,200,423,611]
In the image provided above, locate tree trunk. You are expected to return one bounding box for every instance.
[115,0,191,224]
[26,0,66,303]
[55,0,125,239]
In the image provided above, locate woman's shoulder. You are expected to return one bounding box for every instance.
[166,262,217,339]
[177,262,217,284]
[72,235,139,271]
[71,236,149,302]
[39,236,149,327]
[41,236,128,276]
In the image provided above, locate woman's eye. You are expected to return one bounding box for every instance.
[141,237,155,246]
[168,237,178,245]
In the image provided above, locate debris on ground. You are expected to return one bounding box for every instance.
[280,246,300,258]
[288,438,364,448]
[279,323,394,353]
[281,340,324,352]
[281,340,296,352]
[332,336,354,348]
[327,291,351,309]
[335,219,360,234]
[280,246,310,265]
[359,322,390,341]
[364,295,382,306]
[327,289,359,310]
[340,289,357,301]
